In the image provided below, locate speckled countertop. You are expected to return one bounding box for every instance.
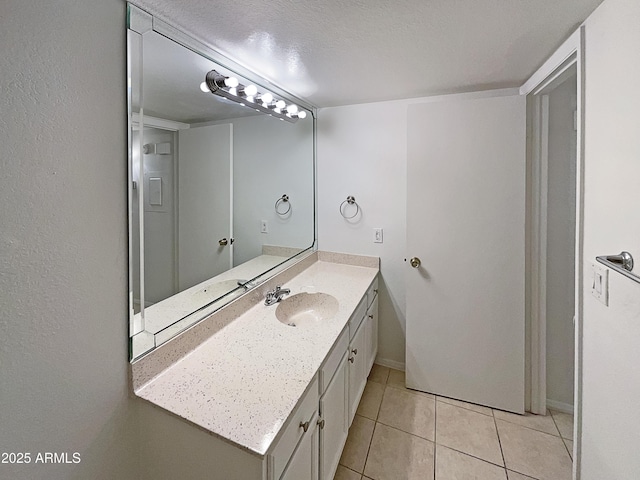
[134,258,378,457]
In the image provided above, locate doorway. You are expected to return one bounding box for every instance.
[526,43,582,478]
[544,70,577,417]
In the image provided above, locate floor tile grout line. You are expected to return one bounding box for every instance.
[385,382,436,398]
[494,416,563,438]
[355,366,389,477]
[547,409,563,437]
[549,408,574,440]
[373,411,438,446]
[375,417,435,443]
[507,466,542,479]
[360,390,382,477]
[493,411,508,469]
[436,443,508,470]
[433,398,437,479]
[436,396,493,417]
[549,412,573,459]
[341,465,362,476]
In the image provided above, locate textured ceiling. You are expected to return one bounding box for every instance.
[133,0,603,107]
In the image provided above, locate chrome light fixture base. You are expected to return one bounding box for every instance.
[204,70,303,123]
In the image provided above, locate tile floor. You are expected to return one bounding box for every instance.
[335,365,574,480]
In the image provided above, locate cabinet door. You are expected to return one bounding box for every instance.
[319,354,348,480]
[365,295,379,373]
[348,321,367,425]
[280,416,318,480]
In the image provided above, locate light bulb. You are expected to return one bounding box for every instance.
[260,92,273,104]
[275,100,286,109]
[200,81,209,93]
[244,85,258,96]
[225,76,239,88]
[297,111,307,119]
[228,87,237,96]
[286,104,298,114]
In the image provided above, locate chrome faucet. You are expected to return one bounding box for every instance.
[265,285,290,306]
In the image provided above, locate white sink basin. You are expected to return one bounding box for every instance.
[276,292,339,327]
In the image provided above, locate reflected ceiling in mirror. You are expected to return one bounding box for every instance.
[143,32,263,123]
[128,4,316,361]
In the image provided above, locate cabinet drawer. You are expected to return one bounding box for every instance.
[270,376,319,480]
[367,277,379,307]
[349,296,368,340]
[320,327,349,393]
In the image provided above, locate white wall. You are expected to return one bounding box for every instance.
[140,127,176,304]
[317,101,409,367]
[546,77,577,409]
[317,90,518,368]
[0,1,138,479]
[580,0,640,477]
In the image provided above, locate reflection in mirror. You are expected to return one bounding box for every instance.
[128,8,315,360]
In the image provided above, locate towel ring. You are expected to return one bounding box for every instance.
[275,194,291,215]
[339,195,359,219]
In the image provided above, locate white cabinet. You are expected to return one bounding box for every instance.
[318,353,349,480]
[280,415,318,480]
[365,292,378,373]
[270,377,319,480]
[254,276,379,479]
[163,274,379,480]
[348,319,367,425]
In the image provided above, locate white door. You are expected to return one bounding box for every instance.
[177,124,232,291]
[406,95,526,413]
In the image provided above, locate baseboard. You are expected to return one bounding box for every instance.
[374,357,405,371]
[546,399,574,414]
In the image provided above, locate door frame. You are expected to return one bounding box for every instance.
[521,27,584,479]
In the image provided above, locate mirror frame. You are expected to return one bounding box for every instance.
[127,3,317,361]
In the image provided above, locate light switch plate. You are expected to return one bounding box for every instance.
[149,177,162,206]
[260,220,268,234]
[591,262,609,306]
[373,228,383,243]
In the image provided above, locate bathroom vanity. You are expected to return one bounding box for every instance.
[132,252,379,480]
[127,7,379,478]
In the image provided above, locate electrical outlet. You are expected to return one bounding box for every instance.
[261,220,268,233]
[373,228,383,243]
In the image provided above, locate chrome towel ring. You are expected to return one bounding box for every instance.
[275,194,291,215]
[340,195,359,219]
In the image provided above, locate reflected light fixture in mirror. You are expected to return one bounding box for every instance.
[202,70,307,122]
[127,3,316,362]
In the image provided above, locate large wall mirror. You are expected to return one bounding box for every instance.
[127,4,316,360]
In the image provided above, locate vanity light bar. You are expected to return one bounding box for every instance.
[203,70,304,123]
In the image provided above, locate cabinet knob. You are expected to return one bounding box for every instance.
[348,356,355,363]
[299,421,310,433]
[351,348,358,355]
[374,289,378,294]
[317,418,325,429]
[368,314,373,319]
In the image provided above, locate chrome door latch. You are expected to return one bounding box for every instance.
[596,251,640,285]
[604,251,634,271]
